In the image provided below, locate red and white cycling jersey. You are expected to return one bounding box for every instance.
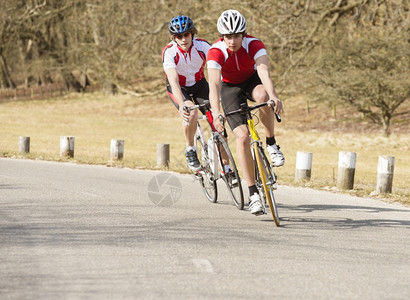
[207,35,267,84]
[162,38,211,87]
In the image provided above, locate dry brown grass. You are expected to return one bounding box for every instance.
[1,92,409,205]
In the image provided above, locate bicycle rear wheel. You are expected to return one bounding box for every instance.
[217,136,244,210]
[195,131,218,203]
[255,144,280,226]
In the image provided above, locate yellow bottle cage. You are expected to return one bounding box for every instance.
[247,118,260,141]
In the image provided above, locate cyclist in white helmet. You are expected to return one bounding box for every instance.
[207,9,285,215]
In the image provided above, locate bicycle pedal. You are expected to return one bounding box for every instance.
[230,181,239,187]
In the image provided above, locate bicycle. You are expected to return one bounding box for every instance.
[225,100,281,226]
[184,101,244,210]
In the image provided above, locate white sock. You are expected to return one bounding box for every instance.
[224,164,231,172]
[186,145,196,152]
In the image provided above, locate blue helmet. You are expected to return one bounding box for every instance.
[168,16,194,35]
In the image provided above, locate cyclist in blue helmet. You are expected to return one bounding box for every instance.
[168,15,195,35]
[161,16,211,171]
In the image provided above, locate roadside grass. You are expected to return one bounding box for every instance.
[1,92,409,205]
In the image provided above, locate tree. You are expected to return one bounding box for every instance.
[1,0,408,137]
[0,0,48,88]
[312,27,409,136]
[80,0,164,95]
[28,0,86,91]
[308,0,410,136]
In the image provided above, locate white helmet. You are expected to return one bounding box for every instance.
[217,10,246,35]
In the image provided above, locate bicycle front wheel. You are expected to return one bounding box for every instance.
[195,131,218,203]
[255,144,280,226]
[217,137,244,210]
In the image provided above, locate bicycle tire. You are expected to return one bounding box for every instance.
[254,144,280,226]
[217,136,244,210]
[195,131,218,203]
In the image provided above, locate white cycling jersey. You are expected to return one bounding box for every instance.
[162,38,211,87]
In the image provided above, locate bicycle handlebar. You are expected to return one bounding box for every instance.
[225,100,281,123]
[183,100,225,133]
[183,100,210,113]
[183,100,211,126]
[184,99,281,126]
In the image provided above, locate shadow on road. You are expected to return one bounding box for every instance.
[279,204,410,229]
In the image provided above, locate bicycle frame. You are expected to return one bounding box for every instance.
[249,119,276,208]
[247,115,260,142]
[225,100,280,224]
[188,101,244,209]
[188,103,229,179]
[245,111,276,199]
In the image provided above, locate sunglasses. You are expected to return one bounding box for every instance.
[175,32,191,39]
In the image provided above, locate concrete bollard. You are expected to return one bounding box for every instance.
[337,151,356,190]
[60,136,75,158]
[295,152,312,181]
[110,139,124,160]
[376,156,395,194]
[18,136,30,153]
[157,144,170,167]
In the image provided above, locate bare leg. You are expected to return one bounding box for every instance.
[220,135,230,166]
[182,100,198,147]
[252,85,275,138]
[233,124,255,187]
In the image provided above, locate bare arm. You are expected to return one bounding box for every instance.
[255,55,283,114]
[164,68,189,122]
[207,68,224,132]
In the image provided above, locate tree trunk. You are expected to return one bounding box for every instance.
[0,53,16,89]
[79,73,90,89]
[62,71,84,92]
[102,80,118,95]
[18,39,30,88]
[382,120,391,137]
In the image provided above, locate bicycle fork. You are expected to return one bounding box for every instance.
[251,142,277,213]
[194,123,209,180]
[194,127,222,182]
[212,134,230,180]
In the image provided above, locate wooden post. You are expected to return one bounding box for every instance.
[376,156,395,194]
[110,139,124,160]
[157,144,170,167]
[60,136,75,158]
[295,152,312,181]
[18,136,30,153]
[337,151,356,190]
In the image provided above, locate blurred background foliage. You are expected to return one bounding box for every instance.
[0,0,408,136]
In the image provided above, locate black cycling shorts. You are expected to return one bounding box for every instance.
[221,71,262,131]
[166,78,209,115]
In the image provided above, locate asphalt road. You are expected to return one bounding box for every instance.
[1,158,409,299]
